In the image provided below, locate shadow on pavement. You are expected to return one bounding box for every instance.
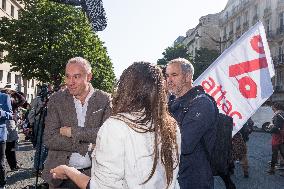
[17,141,34,152]
[6,168,34,185]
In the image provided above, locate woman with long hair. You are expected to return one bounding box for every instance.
[50,62,180,189]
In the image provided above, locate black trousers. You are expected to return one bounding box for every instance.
[5,141,17,169]
[0,142,6,187]
[271,143,284,167]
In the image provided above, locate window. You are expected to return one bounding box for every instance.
[15,75,21,85]
[2,0,6,10]
[266,0,271,7]
[11,5,14,17]
[7,72,11,83]
[223,27,227,39]
[236,17,241,29]
[265,20,270,35]
[229,22,233,34]
[223,27,227,34]
[23,79,28,88]
[277,70,283,86]
[254,5,258,16]
[0,70,3,81]
[31,79,34,87]
[280,12,284,30]
[279,46,283,62]
[244,11,248,23]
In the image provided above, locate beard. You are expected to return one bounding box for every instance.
[168,81,186,96]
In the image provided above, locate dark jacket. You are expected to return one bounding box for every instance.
[169,86,216,189]
[271,110,284,146]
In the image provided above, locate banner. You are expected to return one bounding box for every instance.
[194,22,275,136]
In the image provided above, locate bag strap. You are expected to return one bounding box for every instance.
[181,93,218,161]
[181,93,207,115]
[278,113,284,121]
[200,94,219,162]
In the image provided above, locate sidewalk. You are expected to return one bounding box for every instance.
[214,132,284,189]
[5,134,44,189]
[5,132,284,188]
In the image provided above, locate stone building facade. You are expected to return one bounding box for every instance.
[175,13,221,57]
[219,0,284,102]
[0,0,38,102]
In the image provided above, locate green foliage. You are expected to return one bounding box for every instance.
[193,48,219,80]
[157,44,192,66]
[0,0,115,92]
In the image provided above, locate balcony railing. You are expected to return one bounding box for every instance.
[253,14,258,21]
[220,1,249,25]
[277,27,284,35]
[241,0,249,8]
[243,21,249,28]
[273,54,284,65]
[274,86,284,92]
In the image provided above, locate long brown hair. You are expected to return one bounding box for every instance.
[112,62,179,187]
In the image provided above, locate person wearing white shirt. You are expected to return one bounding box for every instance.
[51,62,181,189]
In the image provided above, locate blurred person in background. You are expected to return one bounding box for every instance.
[0,91,13,189]
[267,102,284,175]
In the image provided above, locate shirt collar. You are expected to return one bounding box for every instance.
[73,84,95,105]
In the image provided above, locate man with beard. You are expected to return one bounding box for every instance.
[166,58,217,189]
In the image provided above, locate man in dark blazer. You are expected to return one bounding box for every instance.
[0,92,13,189]
[42,57,112,189]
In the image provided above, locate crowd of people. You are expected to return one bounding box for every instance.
[0,57,283,189]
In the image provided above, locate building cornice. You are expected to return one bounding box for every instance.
[9,0,24,10]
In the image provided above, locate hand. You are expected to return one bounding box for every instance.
[88,143,96,151]
[60,126,72,137]
[50,165,69,180]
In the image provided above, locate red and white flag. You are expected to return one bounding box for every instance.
[194,22,275,136]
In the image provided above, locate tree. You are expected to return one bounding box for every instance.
[193,48,219,80]
[0,0,115,92]
[157,44,192,66]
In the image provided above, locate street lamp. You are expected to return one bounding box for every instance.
[195,31,232,54]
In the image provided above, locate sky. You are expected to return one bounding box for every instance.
[98,0,228,78]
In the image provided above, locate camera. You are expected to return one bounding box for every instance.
[37,84,53,102]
